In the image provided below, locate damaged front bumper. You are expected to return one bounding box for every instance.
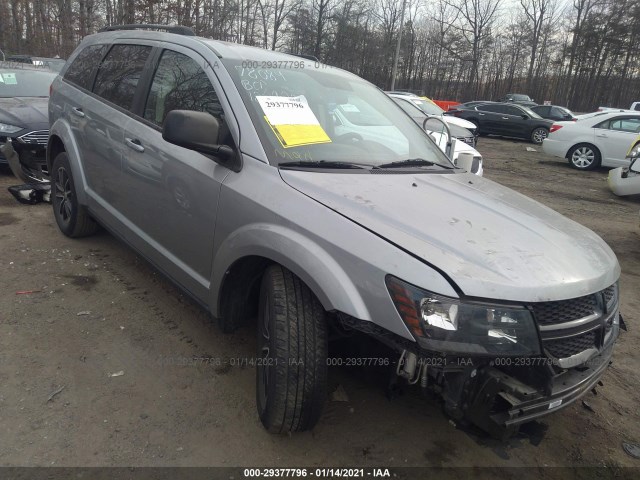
[338,306,623,440]
[608,166,640,196]
[458,342,614,439]
[1,136,49,183]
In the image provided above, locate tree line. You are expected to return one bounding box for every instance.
[1,0,639,110]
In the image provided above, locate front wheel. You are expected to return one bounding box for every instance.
[51,152,98,237]
[531,127,548,144]
[568,144,601,171]
[256,265,328,433]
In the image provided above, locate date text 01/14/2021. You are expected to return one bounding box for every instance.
[243,468,391,477]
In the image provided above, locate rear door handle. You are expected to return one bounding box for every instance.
[125,137,145,153]
[501,117,509,120]
[72,107,85,118]
[596,133,608,138]
[478,113,485,116]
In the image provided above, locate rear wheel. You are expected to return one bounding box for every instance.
[51,152,98,237]
[568,144,601,171]
[257,265,328,433]
[531,127,548,144]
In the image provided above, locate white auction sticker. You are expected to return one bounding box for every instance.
[256,95,321,125]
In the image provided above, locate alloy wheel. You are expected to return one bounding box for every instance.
[54,166,73,225]
[571,147,595,169]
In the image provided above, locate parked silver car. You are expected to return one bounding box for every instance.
[48,24,623,439]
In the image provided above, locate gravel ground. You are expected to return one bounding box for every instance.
[0,136,639,474]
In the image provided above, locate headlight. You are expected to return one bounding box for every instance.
[0,123,22,134]
[386,276,541,356]
[627,143,640,159]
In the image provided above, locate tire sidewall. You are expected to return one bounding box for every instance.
[256,267,280,429]
[51,152,80,236]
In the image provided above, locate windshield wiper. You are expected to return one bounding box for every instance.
[279,161,372,170]
[377,158,453,169]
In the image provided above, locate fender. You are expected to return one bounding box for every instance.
[210,223,371,321]
[48,119,90,205]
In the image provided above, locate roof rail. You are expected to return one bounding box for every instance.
[99,24,196,36]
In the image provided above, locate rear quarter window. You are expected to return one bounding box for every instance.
[64,44,108,90]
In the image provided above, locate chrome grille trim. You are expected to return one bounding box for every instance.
[17,130,49,145]
[538,312,600,331]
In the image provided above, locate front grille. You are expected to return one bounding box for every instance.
[533,284,619,363]
[18,130,48,145]
[532,294,598,326]
[455,135,476,146]
[544,331,596,358]
[471,156,480,173]
[603,285,616,305]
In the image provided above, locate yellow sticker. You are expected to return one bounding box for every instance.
[258,95,332,148]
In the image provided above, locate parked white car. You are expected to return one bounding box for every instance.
[387,93,479,136]
[608,138,640,196]
[332,101,483,175]
[542,111,640,170]
[428,130,484,176]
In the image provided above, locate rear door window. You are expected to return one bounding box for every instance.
[480,104,507,114]
[64,44,108,90]
[503,105,523,116]
[534,106,550,116]
[93,44,152,111]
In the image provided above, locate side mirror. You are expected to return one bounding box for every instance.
[162,110,239,170]
[521,114,529,120]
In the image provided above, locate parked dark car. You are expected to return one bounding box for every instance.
[0,63,57,182]
[530,104,577,122]
[500,93,537,107]
[448,102,553,144]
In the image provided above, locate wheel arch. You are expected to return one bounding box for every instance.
[211,224,370,332]
[48,120,89,205]
[565,141,601,160]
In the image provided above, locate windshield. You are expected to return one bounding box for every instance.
[0,70,57,97]
[223,60,451,169]
[509,94,532,101]
[407,98,444,116]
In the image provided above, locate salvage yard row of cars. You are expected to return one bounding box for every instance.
[0,24,638,441]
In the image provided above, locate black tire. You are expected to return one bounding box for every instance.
[531,127,548,144]
[567,143,601,171]
[256,265,328,433]
[51,152,98,237]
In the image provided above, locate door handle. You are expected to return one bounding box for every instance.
[596,133,608,138]
[501,117,509,120]
[72,107,85,118]
[125,137,145,153]
[478,113,485,116]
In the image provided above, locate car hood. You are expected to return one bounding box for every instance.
[280,170,619,302]
[443,115,477,130]
[0,97,49,131]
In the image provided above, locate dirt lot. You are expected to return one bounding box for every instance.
[1,137,639,473]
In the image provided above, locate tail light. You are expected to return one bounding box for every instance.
[549,124,563,134]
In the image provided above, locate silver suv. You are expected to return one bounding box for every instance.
[48,24,623,439]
